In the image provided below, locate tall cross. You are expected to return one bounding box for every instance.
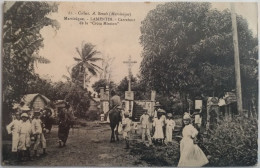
[123,55,137,91]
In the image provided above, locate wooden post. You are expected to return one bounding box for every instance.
[230,3,243,115]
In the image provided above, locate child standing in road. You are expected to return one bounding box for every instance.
[6,112,21,160]
[32,111,47,157]
[122,111,132,149]
[17,113,32,161]
[165,113,176,144]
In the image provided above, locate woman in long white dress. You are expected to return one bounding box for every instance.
[153,116,164,141]
[178,113,209,167]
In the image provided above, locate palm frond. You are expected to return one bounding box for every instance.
[88,57,102,62]
[76,47,82,58]
[88,67,97,76]
[73,57,82,62]
[82,43,95,59]
[85,50,101,60]
[90,63,103,70]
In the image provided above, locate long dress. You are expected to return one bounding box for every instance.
[166,119,175,143]
[58,109,73,144]
[178,124,209,167]
[153,118,164,139]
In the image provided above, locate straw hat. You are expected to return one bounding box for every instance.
[158,109,166,113]
[21,113,29,118]
[167,113,173,117]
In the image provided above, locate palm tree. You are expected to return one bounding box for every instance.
[71,42,102,89]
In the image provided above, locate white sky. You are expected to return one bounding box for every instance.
[33,2,258,87]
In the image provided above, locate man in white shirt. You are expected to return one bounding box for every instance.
[140,110,152,146]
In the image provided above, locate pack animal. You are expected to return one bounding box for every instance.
[108,108,122,142]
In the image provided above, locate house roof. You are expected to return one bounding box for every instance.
[12,93,51,110]
[21,93,50,106]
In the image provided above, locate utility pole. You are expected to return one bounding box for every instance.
[230,3,243,115]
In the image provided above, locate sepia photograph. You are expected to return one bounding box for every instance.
[1,1,258,167]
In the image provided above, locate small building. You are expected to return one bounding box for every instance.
[12,93,52,118]
[20,93,51,111]
[12,93,51,112]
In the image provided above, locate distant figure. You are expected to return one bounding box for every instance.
[140,110,152,146]
[178,113,208,167]
[58,103,74,147]
[165,113,175,144]
[41,108,53,133]
[6,112,21,160]
[152,102,163,136]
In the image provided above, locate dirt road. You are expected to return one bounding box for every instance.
[4,121,180,166]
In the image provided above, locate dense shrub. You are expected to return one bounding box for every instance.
[203,117,258,166]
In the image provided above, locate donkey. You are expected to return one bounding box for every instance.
[108,107,122,142]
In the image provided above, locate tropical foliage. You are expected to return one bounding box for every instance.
[2,2,59,126]
[71,42,102,88]
[204,117,258,166]
[139,2,258,100]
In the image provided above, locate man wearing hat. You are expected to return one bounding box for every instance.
[32,111,47,157]
[152,102,163,136]
[153,102,162,118]
[18,113,32,161]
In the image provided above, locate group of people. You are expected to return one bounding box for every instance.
[6,103,74,162]
[6,108,48,161]
[111,96,209,167]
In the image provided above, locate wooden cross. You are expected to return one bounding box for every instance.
[123,55,137,91]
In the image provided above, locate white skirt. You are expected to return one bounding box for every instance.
[178,137,209,167]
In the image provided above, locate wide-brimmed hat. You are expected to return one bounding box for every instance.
[158,109,166,113]
[21,113,29,118]
[167,113,173,117]
[154,102,162,107]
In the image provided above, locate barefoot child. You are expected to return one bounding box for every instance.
[32,111,47,157]
[17,113,32,161]
[122,111,132,149]
[6,112,21,160]
[165,113,175,144]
